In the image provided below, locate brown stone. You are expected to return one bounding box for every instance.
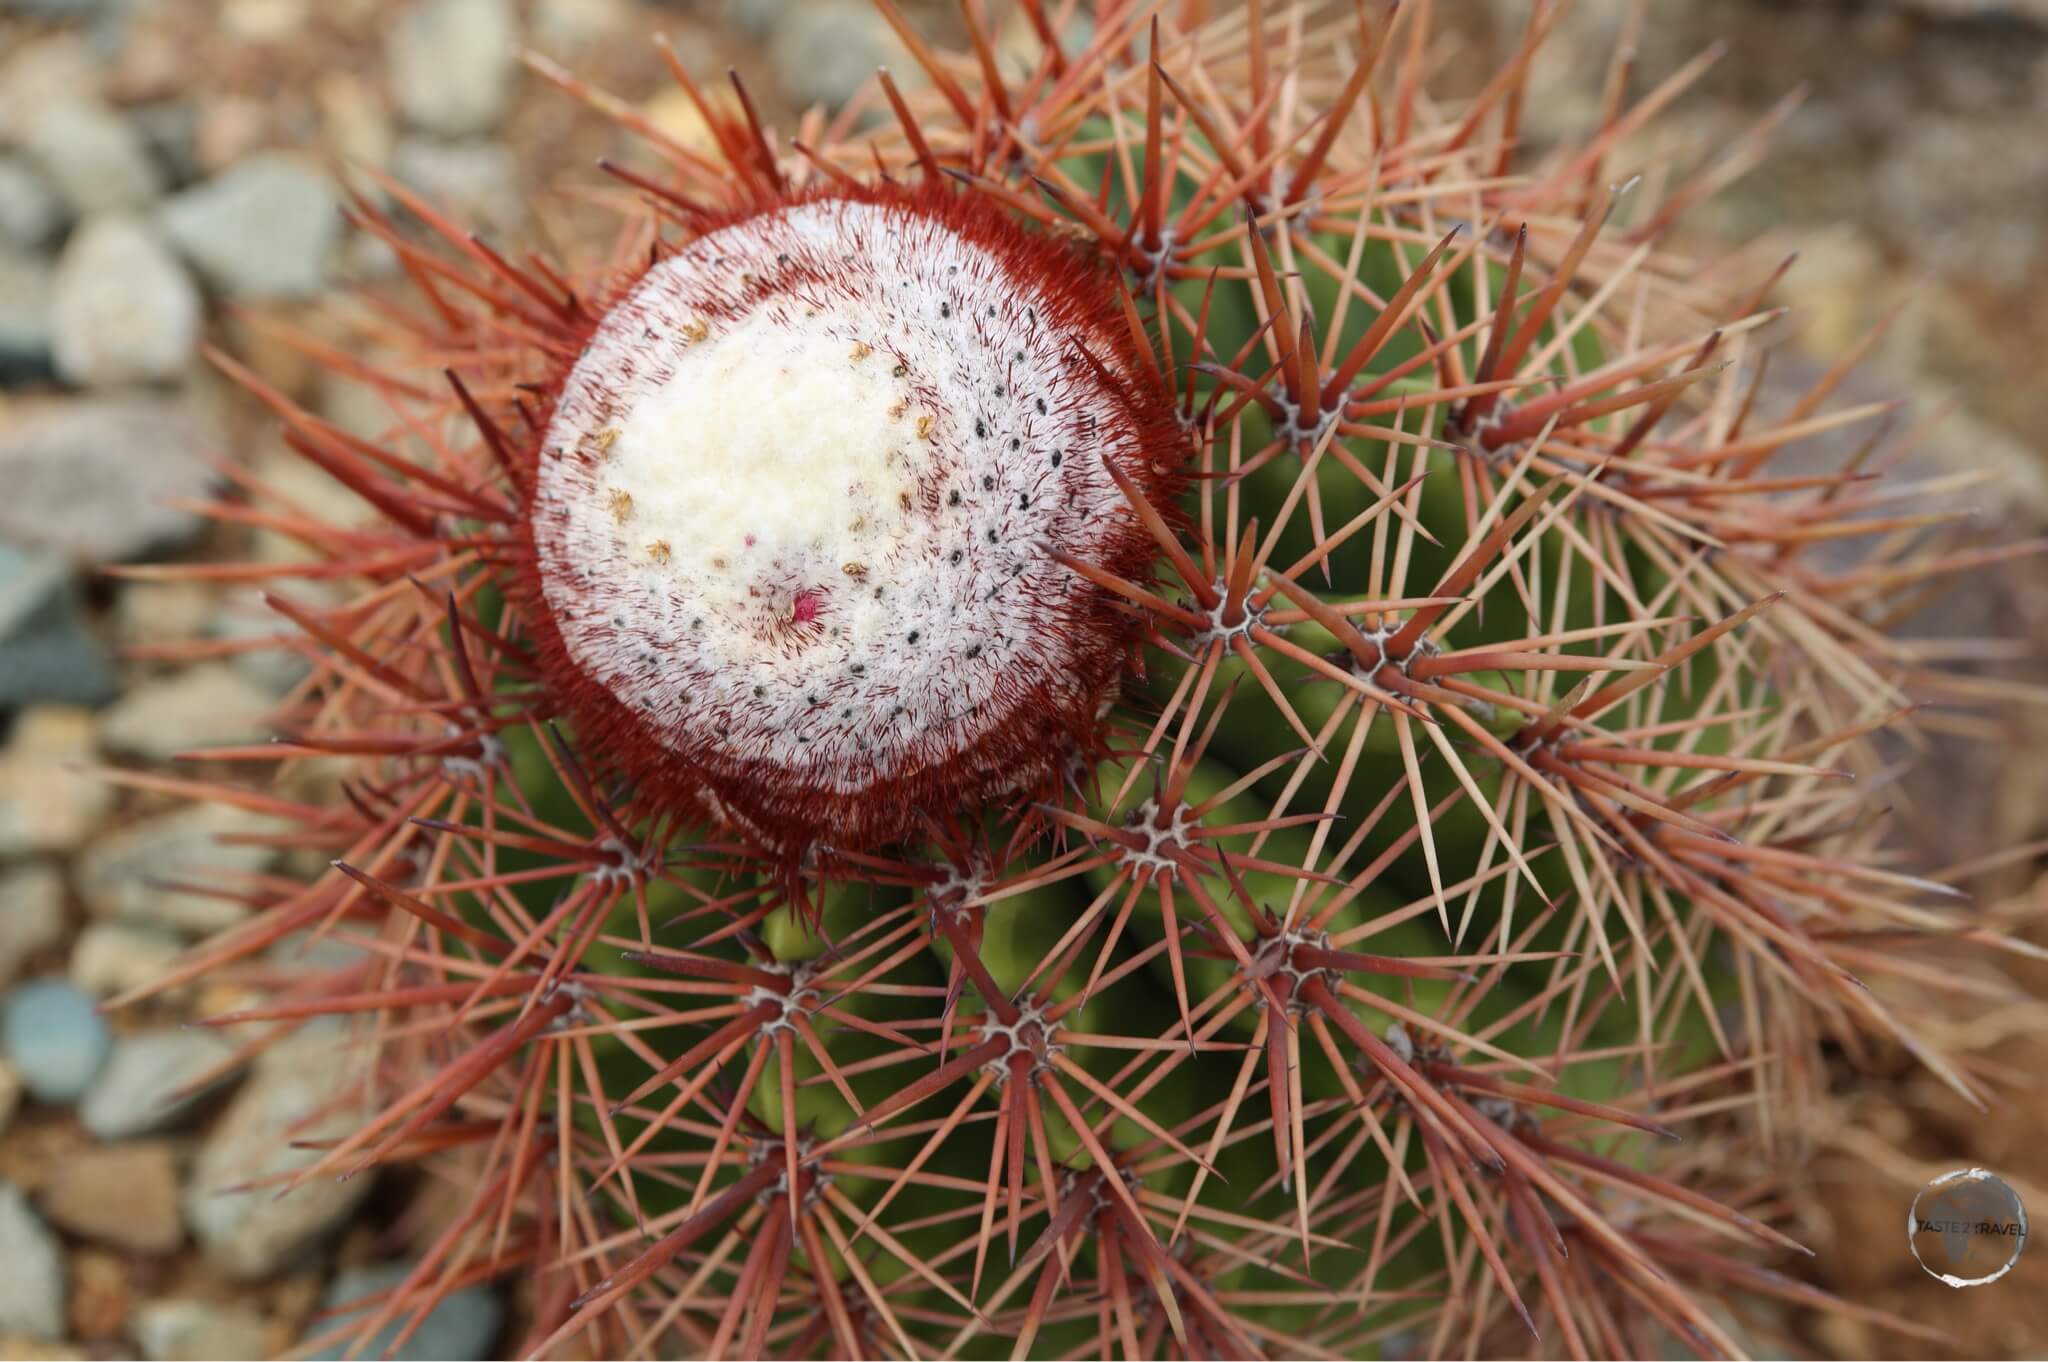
[39,1142,182,1255]
[64,1249,129,1345]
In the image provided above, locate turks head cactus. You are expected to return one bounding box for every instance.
[110,2,2047,1358]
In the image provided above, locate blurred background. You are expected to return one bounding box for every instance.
[0,0,2044,1357]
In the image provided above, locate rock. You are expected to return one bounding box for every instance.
[315,74,394,174]
[532,0,633,51]
[724,0,792,42]
[0,1335,87,1360]
[0,866,66,987]
[0,1186,64,1339]
[0,37,96,147]
[63,1247,131,1348]
[0,544,117,710]
[49,214,201,388]
[158,153,343,300]
[0,1062,19,1136]
[132,1299,269,1362]
[220,0,308,42]
[307,1263,502,1361]
[1874,113,2048,287]
[185,1024,374,1279]
[77,803,290,938]
[100,663,276,761]
[0,395,217,562]
[387,0,519,137]
[0,250,56,386]
[0,0,113,15]
[127,100,202,190]
[0,155,65,249]
[212,587,318,693]
[67,923,182,1001]
[1,978,111,1103]
[20,103,164,217]
[39,1142,183,1254]
[0,706,114,857]
[770,0,903,110]
[113,581,216,650]
[390,136,524,235]
[80,1029,236,1138]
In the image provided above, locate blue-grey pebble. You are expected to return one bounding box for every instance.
[307,1263,502,1361]
[80,1028,238,1138]
[2,977,112,1103]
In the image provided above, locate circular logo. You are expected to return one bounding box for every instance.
[1908,1168,2027,1287]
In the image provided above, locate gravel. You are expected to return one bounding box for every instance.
[49,213,202,388]
[19,102,165,216]
[67,921,183,1001]
[80,1028,238,1138]
[769,0,901,110]
[0,395,217,563]
[184,1023,375,1279]
[99,663,277,762]
[390,135,525,234]
[306,1263,503,1361]
[0,154,65,248]
[386,0,519,137]
[0,706,116,857]
[0,1184,65,1339]
[0,864,66,987]
[0,542,117,710]
[0,1060,20,1136]
[38,1141,185,1255]
[76,803,290,938]
[158,152,344,300]
[132,1299,270,1361]
[0,977,111,1104]
[0,248,56,387]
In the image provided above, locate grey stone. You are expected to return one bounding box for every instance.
[390,136,524,235]
[0,706,114,856]
[0,864,66,987]
[81,1028,238,1138]
[20,102,165,216]
[1,977,111,1103]
[723,0,792,42]
[212,587,318,694]
[127,100,203,191]
[0,395,217,562]
[0,156,65,250]
[100,663,276,761]
[0,1185,64,1339]
[185,1023,375,1279]
[68,921,182,1001]
[0,0,113,15]
[387,0,519,137]
[77,803,291,937]
[0,541,117,709]
[770,0,900,109]
[0,249,55,387]
[50,213,202,388]
[158,153,343,300]
[0,35,97,147]
[133,1299,270,1362]
[307,1263,502,1361]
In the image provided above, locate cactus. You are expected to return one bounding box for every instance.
[120,3,2043,1358]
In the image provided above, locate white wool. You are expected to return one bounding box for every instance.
[532,198,1143,792]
